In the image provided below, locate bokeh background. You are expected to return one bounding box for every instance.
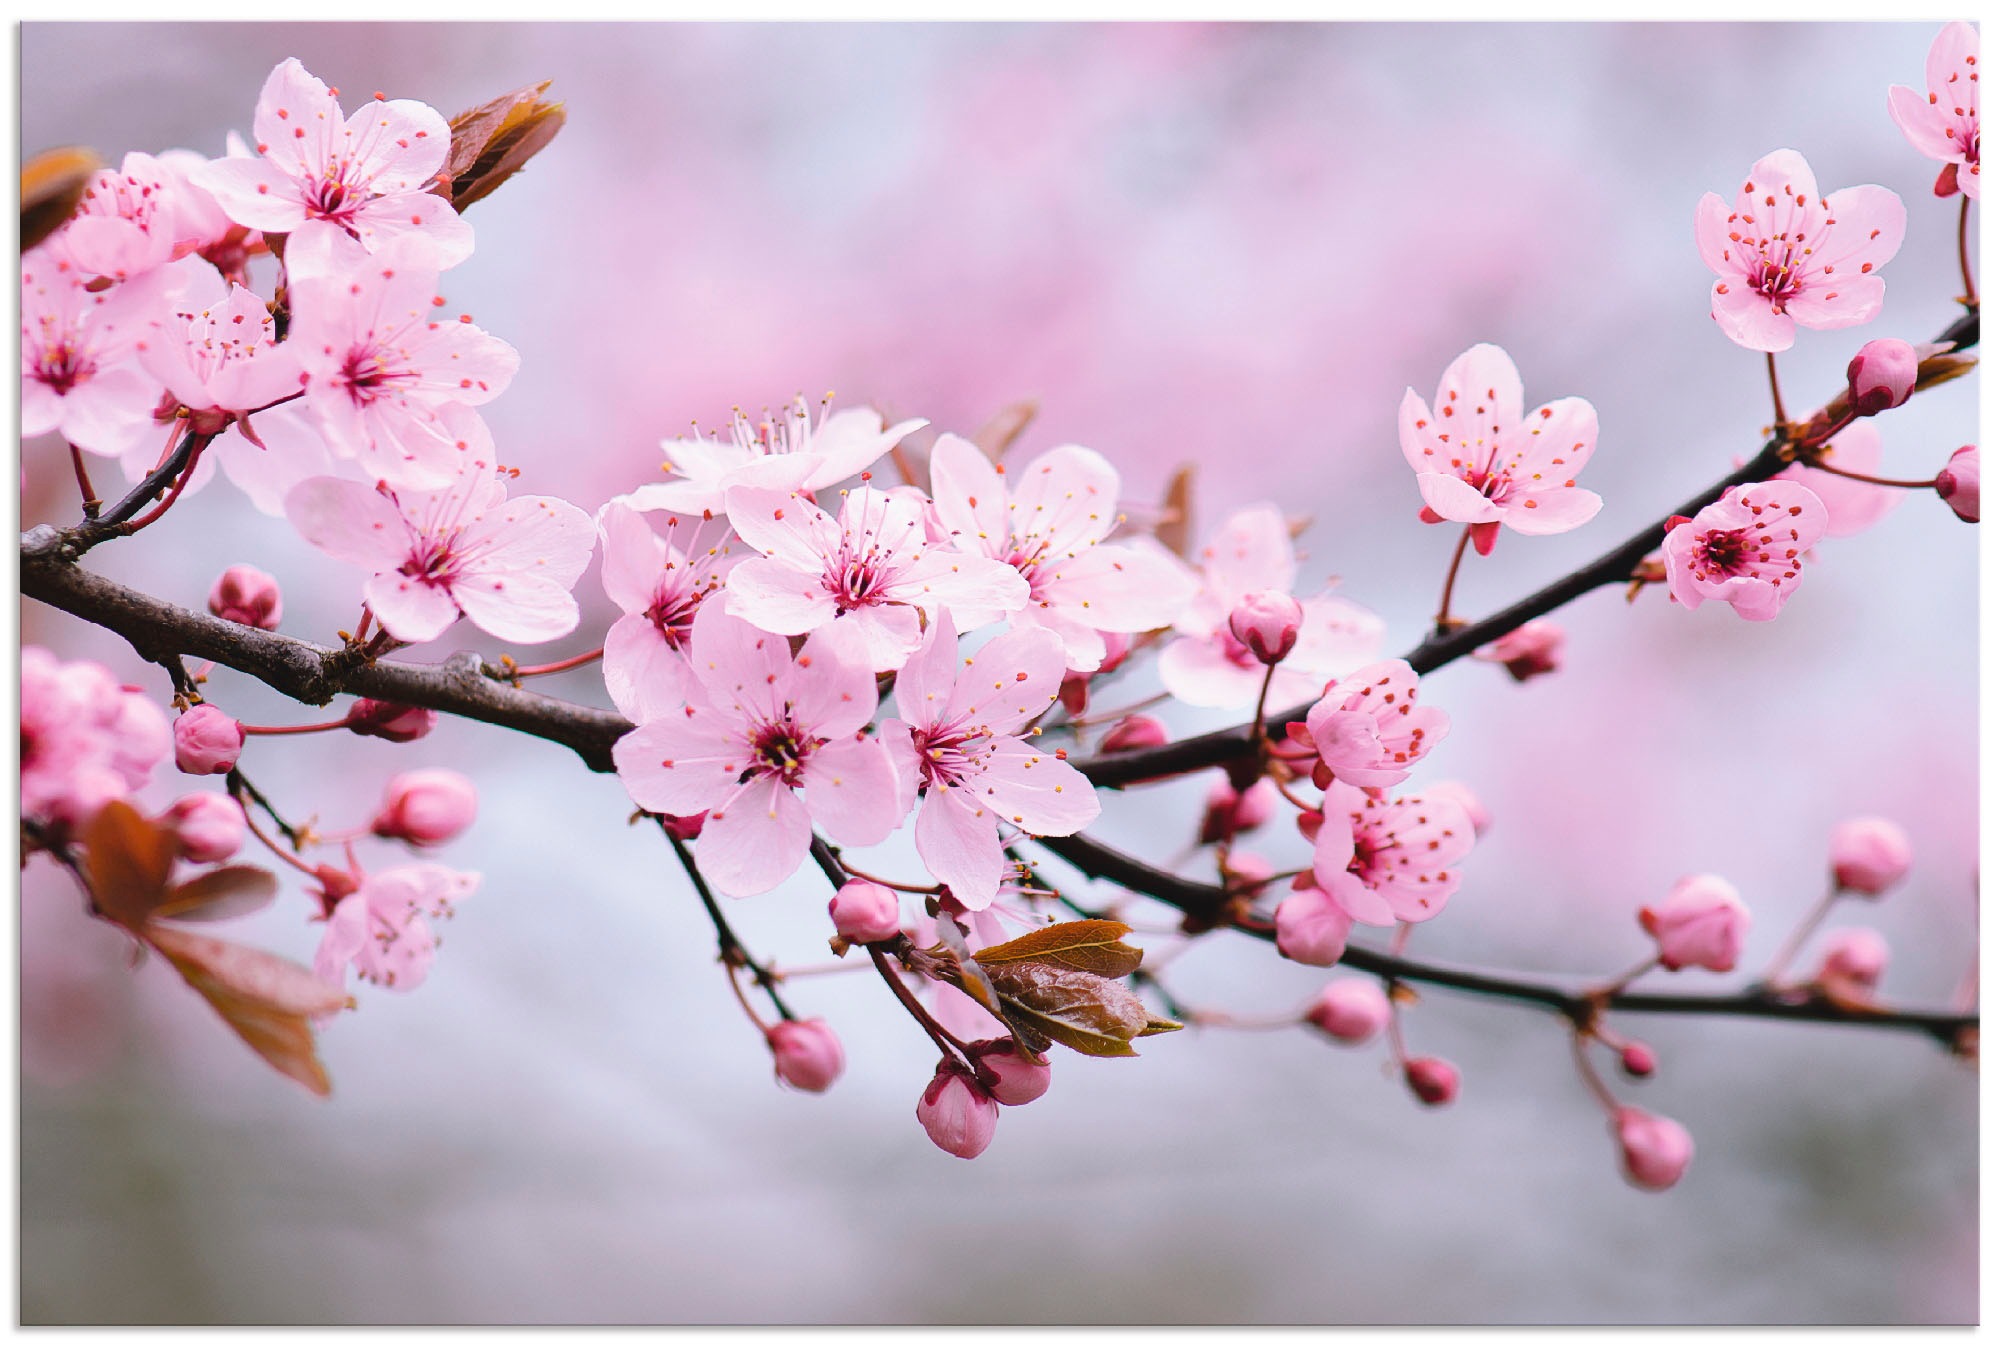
[18,21,1979,1325]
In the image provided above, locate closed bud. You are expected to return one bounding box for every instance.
[1228,589,1304,664]
[1613,1106,1694,1191]
[161,793,246,863]
[1224,851,1276,899]
[967,1038,1052,1106]
[1639,874,1749,972]
[1275,886,1354,967]
[1813,927,1890,1000]
[344,699,437,743]
[1304,979,1391,1044]
[917,1058,999,1158]
[828,880,902,945]
[661,811,707,840]
[1829,816,1912,897]
[1099,714,1169,753]
[1619,1042,1658,1080]
[1475,620,1564,682]
[1058,671,1090,717]
[1935,445,1979,522]
[1198,777,1278,844]
[206,564,283,630]
[1404,1056,1460,1106]
[371,769,478,846]
[1845,338,1919,416]
[173,704,243,775]
[767,1017,844,1094]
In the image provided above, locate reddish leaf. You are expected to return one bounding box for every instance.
[1152,464,1196,557]
[147,926,349,1097]
[21,145,100,252]
[79,800,178,930]
[981,960,1154,1058]
[154,866,279,923]
[441,80,565,213]
[973,919,1144,978]
[970,398,1039,463]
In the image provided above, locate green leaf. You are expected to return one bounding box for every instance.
[973,919,1144,978]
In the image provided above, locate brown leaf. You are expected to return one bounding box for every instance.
[1914,351,1977,394]
[973,919,1144,978]
[970,398,1039,462]
[21,145,100,253]
[147,926,349,1097]
[442,81,565,213]
[982,960,1153,1058]
[1137,1016,1185,1037]
[79,800,178,930]
[1152,464,1196,557]
[154,865,279,923]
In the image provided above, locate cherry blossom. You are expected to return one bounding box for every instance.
[1640,875,1749,973]
[52,152,185,282]
[1301,659,1449,791]
[285,230,518,489]
[879,612,1098,910]
[1777,424,1898,539]
[596,500,738,724]
[208,564,283,630]
[1309,782,1475,927]
[189,58,472,267]
[1936,445,1979,521]
[21,246,177,457]
[767,1018,845,1093]
[20,647,171,835]
[1397,343,1602,547]
[285,446,596,645]
[917,1058,999,1158]
[1889,22,1981,200]
[723,483,1029,673]
[925,433,1198,671]
[828,880,903,945]
[1662,480,1830,621]
[1274,882,1355,966]
[139,257,301,419]
[315,862,479,993]
[174,705,244,775]
[1828,816,1912,896]
[371,770,479,847]
[1305,980,1392,1045]
[1696,149,1906,352]
[620,398,927,517]
[1613,1107,1694,1191]
[611,606,902,898]
[162,793,246,864]
[1158,503,1383,710]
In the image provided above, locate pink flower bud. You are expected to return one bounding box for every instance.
[1613,1106,1694,1191]
[661,811,707,840]
[173,704,243,775]
[1813,927,1890,998]
[766,1017,844,1093]
[344,699,437,743]
[1058,671,1090,717]
[1845,338,1919,416]
[1936,445,1979,522]
[916,1058,998,1158]
[1423,780,1491,839]
[161,793,246,863]
[1404,1056,1460,1106]
[1475,620,1564,683]
[1227,589,1303,665]
[1619,1042,1658,1080]
[828,880,902,945]
[370,769,478,846]
[206,564,283,630]
[1275,886,1354,967]
[1639,874,1749,972]
[1224,851,1276,899]
[1829,816,1912,896]
[1198,776,1278,845]
[1099,714,1169,753]
[1304,979,1391,1044]
[967,1038,1052,1106]
[1096,632,1132,677]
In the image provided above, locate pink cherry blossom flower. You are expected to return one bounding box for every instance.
[1397,343,1602,545]
[162,793,246,864]
[926,433,1198,671]
[828,880,903,945]
[1274,882,1355,966]
[619,398,927,517]
[1889,22,1981,201]
[1405,1057,1460,1107]
[21,246,176,457]
[723,483,1029,673]
[1696,149,1906,352]
[596,500,739,723]
[1474,619,1565,682]
[52,152,185,282]
[285,447,596,645]
[208,564,284,629]
[1640,874,1749,973]
[371,769,478,847]
[1613,1107,1694,1191]
[1305,979,1392,1045]
[315,862,478,994]
[156,144,260,278]
[1309,782,1476,927]
[1813,927,1890,1001]
[1158,503,1383,710]
[1936,444,1979,521]
[1663,480,1830,621]
[139,258,301,419]
[173,704,244,775]
[965,1038,1052,1106]
[1829,816,1912,896]
[1776,424,1899,539]
[917,1058,999,1159]
[285,230,518,489]
[611,606,902,898]
[21,647,171,835]
[189,58,472,267]
[879,612,1098,909]
[1302,659,1449,791]
[767,1018,845,1093]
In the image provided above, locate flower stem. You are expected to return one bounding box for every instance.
[502,647,605,679]
[68,443,100,519]
[1766,352,1790,428]
[120,434,210,535]
[870,943,972,1062]
[239,718,350,736]
[1959,194,1978,310]
[1433,525,1474,634]
[1760,886,1841,986]
[664,824,796,1022]
[1570,1027,1621,1117]
[1803,460,1939,490]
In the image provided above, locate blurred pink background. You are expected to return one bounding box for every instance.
[19,22,1978,1324]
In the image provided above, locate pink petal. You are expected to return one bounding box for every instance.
[283,476,408,568]
[595,501,670,614]
[363,573,461,643]
[787,618,883,740]
[798,735,903,847]
[1042,543,1198,634]
[722,556,838,635]
[1709,280,1796,353]
[1787,273,1886,331]
[188,154,309,234]
[1196,503,1297,597]
[1431,343,1524,456]
[463,492,597,589]
[450,570,580,644]
[342,98,452,194]
[350,192,474,270]
[974,738,1099,837]
[1889,83,1956,163]
[212,405,333,517]
[611,710,744,817]
[1397,388,1443,474]
[725,485,836,571]
[1415,471,1504,524]
[927,432,1009,556]
[252,58,343,181]
[699,776,812,897]
[1157,634,1263,710]
[1009,443,1122,554]
[686,602,796,726]
[915,791,1007,911]
[1693,191,1736,277]
[1501,486,1603,535]
[948,622,1067,736]
[893,607,964,727]
[603,612,694,723]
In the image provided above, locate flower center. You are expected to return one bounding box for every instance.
[399,537,458,586]
[749,720,813,786]
[914,726,990,790]
[337,344,410,407]
[1751,259,1798,304]
[36,340,85,395]
[1695,528,1750,576]
[306,165,367,225]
